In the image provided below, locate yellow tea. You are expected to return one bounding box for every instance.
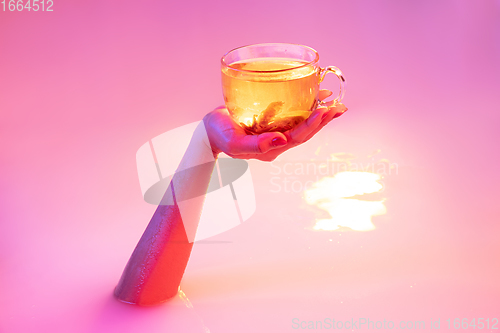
[222,58,319,134]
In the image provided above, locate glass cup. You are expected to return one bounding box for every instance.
[221,43,345,134]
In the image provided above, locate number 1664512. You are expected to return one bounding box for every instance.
[2,0,54,11]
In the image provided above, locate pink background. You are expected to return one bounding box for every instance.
[1,0,499,332]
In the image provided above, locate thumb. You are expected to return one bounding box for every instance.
[235,132,288,155]
[258,132,288,153]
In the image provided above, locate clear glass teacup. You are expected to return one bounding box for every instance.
[221,43,345,134]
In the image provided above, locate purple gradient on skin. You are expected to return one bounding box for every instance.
[1,0,499,332]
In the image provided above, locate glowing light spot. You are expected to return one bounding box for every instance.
[368,149,382,158]
[242,117,254,127]
[304,171,387,232]
[330,152,356,162]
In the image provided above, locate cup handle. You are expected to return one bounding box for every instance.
[318,66,346,107]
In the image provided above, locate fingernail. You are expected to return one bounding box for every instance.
[272,137,287,147]
[333,109,347,119]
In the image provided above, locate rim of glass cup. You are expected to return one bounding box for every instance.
[221,43,320,73]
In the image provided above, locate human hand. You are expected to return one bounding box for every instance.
[203,90,348,161]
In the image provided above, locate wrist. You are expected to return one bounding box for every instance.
[176,121,217,173]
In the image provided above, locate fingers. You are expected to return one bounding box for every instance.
[287,107,330,144]
[303,103,348,142]
[318,89,333,101]
[320,102,348,125]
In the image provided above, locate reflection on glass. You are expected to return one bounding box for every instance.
[179,290,211,332]
[304,171,386,231]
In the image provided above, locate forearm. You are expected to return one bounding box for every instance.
[115,121,217,305]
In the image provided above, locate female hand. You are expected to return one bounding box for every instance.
[203,90,348,161]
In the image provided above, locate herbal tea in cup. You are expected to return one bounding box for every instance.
[221,43,345,134]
